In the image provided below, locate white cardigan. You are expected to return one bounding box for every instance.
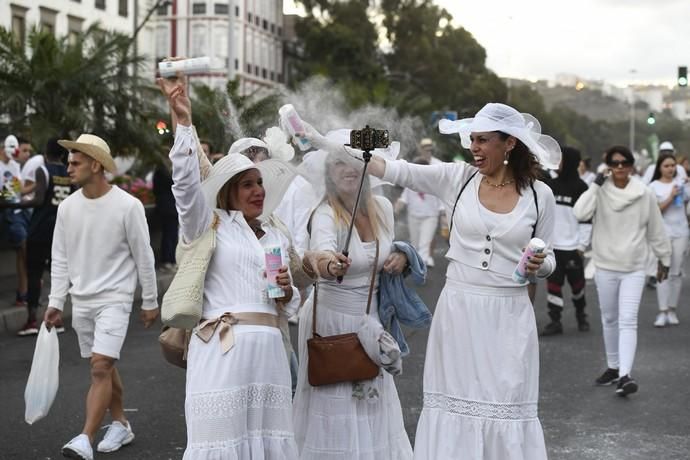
[573,177,671,272]
[383,159,556,285]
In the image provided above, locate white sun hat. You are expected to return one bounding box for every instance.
[438,102,562,170]
[201,153,297,220]
[227,137,269,156]
[659,141,675,152]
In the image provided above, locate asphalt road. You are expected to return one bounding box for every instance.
[1,241,689,460]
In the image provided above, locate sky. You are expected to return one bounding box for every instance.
[284,0,690,87]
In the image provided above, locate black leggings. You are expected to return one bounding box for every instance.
[546,249,587,322]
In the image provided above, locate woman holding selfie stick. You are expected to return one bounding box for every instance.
[292,142,413,460]
[303,103,559,459]
[574,145,671,396]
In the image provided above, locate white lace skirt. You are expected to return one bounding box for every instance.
[413,279,547,460]
[293,294,413,460]
[184,322,298,460]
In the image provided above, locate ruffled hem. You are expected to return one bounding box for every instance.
[413,406,547,460]
[183,434,299,460]
[299,431,413,460]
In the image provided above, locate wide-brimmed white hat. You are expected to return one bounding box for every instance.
[659,141,675,152]
[201,153,296,220]
[227,137,269,156]
[439,103,562,170]
[58,134,118,174]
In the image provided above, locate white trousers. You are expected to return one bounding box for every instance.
[407,214,438,264]
[656,237,688,311]
[594,269,645,377]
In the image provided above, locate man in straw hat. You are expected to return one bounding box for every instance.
[43,133,159,460]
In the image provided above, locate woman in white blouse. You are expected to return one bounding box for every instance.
[292,149,413,459]
[305,103,559,459]
[159,73,346,460]
[648,153,689,327]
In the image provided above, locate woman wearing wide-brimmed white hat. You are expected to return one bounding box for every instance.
[304,103,560,459]
[158,74,347,460]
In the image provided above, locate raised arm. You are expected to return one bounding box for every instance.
[158,72,212,242]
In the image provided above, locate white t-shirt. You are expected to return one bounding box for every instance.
[399,188,443,218]
[0,158,22,203]
[21,155,45,183]
[649,180,690,238]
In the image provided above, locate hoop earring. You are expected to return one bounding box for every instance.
[503,151,510,166]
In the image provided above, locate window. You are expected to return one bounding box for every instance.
[10,11,26,48]
[255,16,260,26]
[39,7,57,36]
[234,59,239,70]
[270,71,275,81]
[192,3,206,15]
[278,73,283,83]
[214,3,229,15]
[270,24,275,34]
[157,3,168,15]
[247,63,252,73]
[277,26,282,36]
[262,68,267,79]
[255,65,259,76]
[118,0,128,17]
[235,6,240,16]
[262,19,268,30]
[95,0,106,10]
[191,25,206,56]
[247,12,252,22]
[67,15,84,45]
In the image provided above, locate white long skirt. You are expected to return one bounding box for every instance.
[184,314,299,460]
[293,294,413,460]
[413,279,547,460]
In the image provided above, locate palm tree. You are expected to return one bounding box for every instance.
[0,25,164,160]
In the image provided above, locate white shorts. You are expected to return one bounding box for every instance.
[72,303,131,360]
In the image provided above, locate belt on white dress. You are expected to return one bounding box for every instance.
[195,312,279,354]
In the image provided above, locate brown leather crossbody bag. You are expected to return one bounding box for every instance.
[307,241,380,386]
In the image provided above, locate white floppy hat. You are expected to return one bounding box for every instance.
[227,137,269,156]
[201,153,296,220]
[439,103,562,170]
[659,141,675,152]
[58,134,118,175]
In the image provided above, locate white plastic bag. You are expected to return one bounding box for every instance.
[24,322,60,424]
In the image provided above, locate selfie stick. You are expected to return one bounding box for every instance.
[337,148,373,284]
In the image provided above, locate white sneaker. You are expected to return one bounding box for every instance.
[667,310,680,326]
[62,434,93,460]
[654,312,668,328]
[97,420,135,453]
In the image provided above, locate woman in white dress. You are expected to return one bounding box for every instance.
[161,73,305,459]
[305,103,560,459]
[648,153,689,327]
[292,149,414,460]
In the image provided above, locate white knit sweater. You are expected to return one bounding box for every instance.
[573,176,671,272]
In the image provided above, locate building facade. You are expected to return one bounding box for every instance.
[153,0,285,94]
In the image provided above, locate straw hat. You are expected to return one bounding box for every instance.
[58,134,118,175]
[439,103,562,170]
[201,153,296,220]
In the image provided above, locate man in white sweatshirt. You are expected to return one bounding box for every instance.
[43,134,158,460]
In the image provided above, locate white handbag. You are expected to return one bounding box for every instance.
[161,212,220,329]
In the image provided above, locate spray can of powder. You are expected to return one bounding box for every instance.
[512,238,546,284]
[264,245,285,298]
[158,57,211,77]
[279,104,311,151]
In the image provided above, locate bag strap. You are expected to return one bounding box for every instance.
[449,170,479,233]
[312,239,379,337]
[530,181,539,238]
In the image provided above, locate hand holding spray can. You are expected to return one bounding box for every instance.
[512,238,546,284]
[158,57,211,77]
[279,104,311,151]
[264,245,285,298]
[673,183,684,207]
